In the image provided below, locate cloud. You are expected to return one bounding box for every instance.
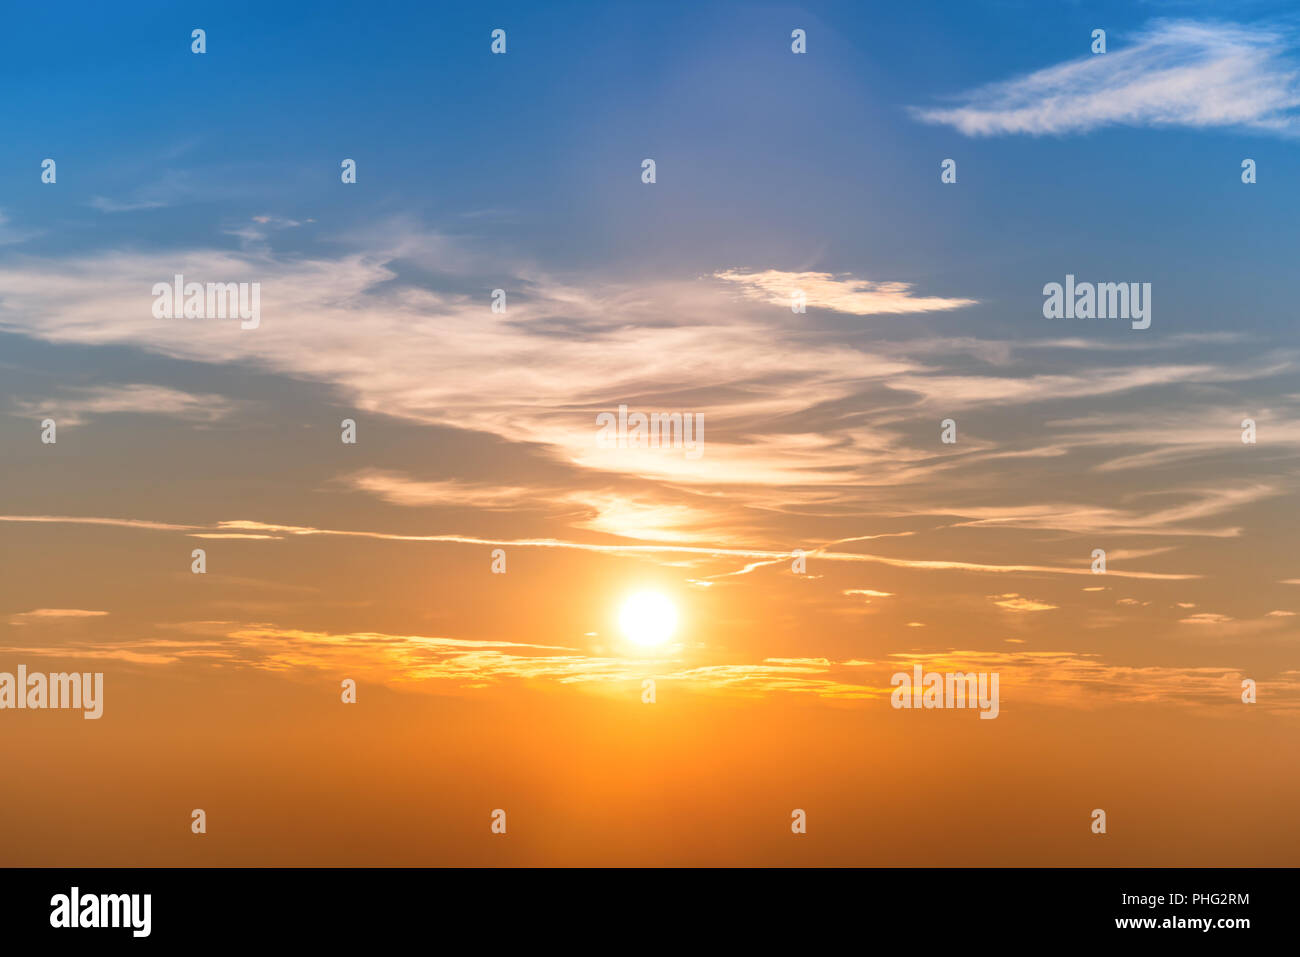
[0,226,1287,522]
[189,533,280,539]
[892,651,1300,710]
[12,384,241,426]
[1171,611,1298,639]
[565,492,733,542]
[12,608,109,617]
[887,362,1297,410]
[940,484,1279,538]
[991,593,1058,612]
[0,514,199,532]
[7,621,1295,710]
[1042,405,1300,473]
[0,225,1286,561]
[343,470,733,542]
[0,512,1203,580]
[714,269,975,315]
[86,169,207,214]
[912,20,1300,137]
[1180,612,1232,624]
[9,608,109,625]
[344,471,538,510]
[0,238,935,490]
[250,215,303,228]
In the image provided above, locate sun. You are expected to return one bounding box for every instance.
[619,591,678,648]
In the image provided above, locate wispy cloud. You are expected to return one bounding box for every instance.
[87,169,206,214]
[8,608,109,625]
[344,470,733,543]
[344,471,539,510]
[714,269,976,315]
[912,20,1300,136]
[941,484,1279,538]
[991,593,1058,612]
[893,651,1300,711]
[0,514,199,532]
[7,624,1293,710]
[12,384,241,426]
[0,228,1287,512]
[0,227,1288,563]
[0,512,1203,580]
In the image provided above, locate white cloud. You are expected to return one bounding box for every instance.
[714,269,975,315]
[0,225,1287,545]
[0,239,933,490]
[913,20,1300,136]
[13,384,240,426]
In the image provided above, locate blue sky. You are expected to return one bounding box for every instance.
[4,0,1298,299]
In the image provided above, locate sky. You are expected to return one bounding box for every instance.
[1,0,1298,865]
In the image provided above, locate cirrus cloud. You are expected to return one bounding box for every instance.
[912,20,1300,137]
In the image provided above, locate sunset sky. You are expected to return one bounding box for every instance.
[1,0,1298,865]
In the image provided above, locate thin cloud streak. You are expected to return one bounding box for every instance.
[912,19,1300,137]
[13,383,242,426]
[0,512,1202,579]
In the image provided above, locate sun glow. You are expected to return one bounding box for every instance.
[619,591,678,648]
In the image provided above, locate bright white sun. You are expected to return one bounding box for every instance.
[619,591,678,647]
